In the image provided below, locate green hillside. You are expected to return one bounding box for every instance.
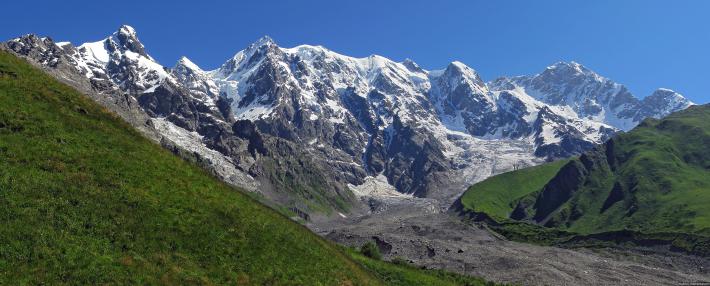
[0,50,500,285]
[460,103,710,239]
[0,51,380,285]
[459,160,569,221]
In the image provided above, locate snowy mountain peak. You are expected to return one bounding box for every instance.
[650,88,693,106]
[542,61,602,81]
[215,36,282,79]
[547,60,582,69]
[444,61,482,78]
[438,61,487,93]
[66,25,170,94]
[649,88,693,108]
[112,25,149,58]
[649,88,685,99]
[638,88,694,118]
[402,58,424,73]
[175,56,203,72]
[117,25,137,38]
[250,35,276,49]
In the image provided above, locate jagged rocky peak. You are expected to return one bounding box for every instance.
[538,62,694,113]
[171,56,220,101]
[7,34,56,53]
[440,61,486,88]
[215,35,282,78]
[532,61,608,86]
[10,34,49,45]
[174,56,204,74]
[526,61,612,99]
[401,58,424,73]
[66,25,171,94]
[75,25,147,62]
[113,25,149,58]
[75,25,151,62]
[251,35,276,48]
[3,34,72,69]
[544,61,597,76]
[432,61,490,103]
[639,88,694,117]
[648,88,687,102]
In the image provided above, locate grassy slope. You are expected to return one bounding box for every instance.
[459,160,569,220]
[459,104,710,239]
[559,105,710,235]
[0,51,502,285]
[0,51,383,285]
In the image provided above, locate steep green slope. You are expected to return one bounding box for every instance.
[0,50,501,286]
[460,104,710,238]
[521,105,710,236]
[0,51,381,285]
[459,160,569,221]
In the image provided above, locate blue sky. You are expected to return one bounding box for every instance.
[1,0,708,103]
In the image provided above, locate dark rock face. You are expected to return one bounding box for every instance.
[384,116,449,197]
[429,62,497,137]
[114,25,148,57]
[531,107,615,158]
[531,159,587,223]
[507,139,622,226]
[601,182,626,213]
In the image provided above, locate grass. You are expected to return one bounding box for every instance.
[458,103,710,254]
[459,159,570,221]
[0,50,502,285]
[0,50,385,285]
[544,105,710,236]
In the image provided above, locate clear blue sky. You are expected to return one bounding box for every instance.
[1,0,708,103]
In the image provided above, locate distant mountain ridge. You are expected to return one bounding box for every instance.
[490,61,692,131]
[1,25,693,214]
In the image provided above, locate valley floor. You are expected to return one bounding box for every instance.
[309,196,710,286]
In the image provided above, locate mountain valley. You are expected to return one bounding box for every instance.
[2,25,707,285]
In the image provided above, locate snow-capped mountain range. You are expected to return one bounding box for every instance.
[2,25,693,213]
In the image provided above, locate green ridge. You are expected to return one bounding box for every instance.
[537,105,710,235]
[459,160,569,221]
[459,103,710,249]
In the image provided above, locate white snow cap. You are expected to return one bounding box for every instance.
[177,56,203,72]
[118,25,137,37]
[655,88,676,93]
[448,61,480,75]
[252,35,275,47]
